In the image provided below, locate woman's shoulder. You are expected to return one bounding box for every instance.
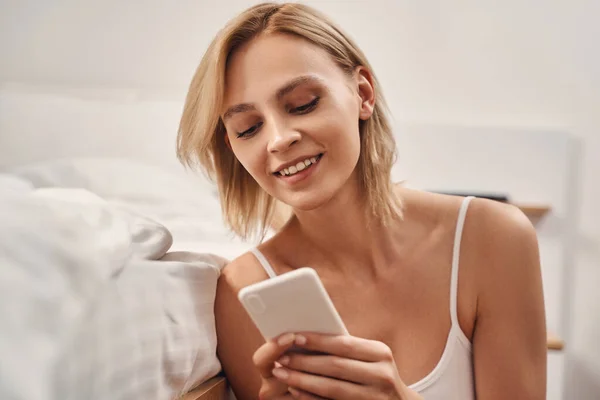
[466,196,536,236]
[440,191,539,256]
[219,250,270,293]
[219,220,298,294]
[400,187,536,240]
[401,188,539,273]
[422,190,540,282]
[405,189,541,321]
[461,194,540,277]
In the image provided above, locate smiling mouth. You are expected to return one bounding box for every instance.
[275,153,323,177]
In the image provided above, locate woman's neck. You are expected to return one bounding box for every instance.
[289,182,403,277]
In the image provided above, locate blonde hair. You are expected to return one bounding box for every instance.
[177,2,402,240]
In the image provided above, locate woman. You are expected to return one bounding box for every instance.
[177,3,547,399]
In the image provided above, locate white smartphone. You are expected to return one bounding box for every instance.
[238,267,349,342]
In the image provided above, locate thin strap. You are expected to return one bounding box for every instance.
[250,248,277,278]
[450,196,474,326]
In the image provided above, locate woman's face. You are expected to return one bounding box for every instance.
[222,33,374,211]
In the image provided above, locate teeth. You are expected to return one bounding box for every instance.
[278,155,320,177]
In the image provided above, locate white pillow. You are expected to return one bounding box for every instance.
[51,253,225,400]
[32,187,173,261]
[0,183,226,400]
[8,157,254,260]
[0,187,138,400]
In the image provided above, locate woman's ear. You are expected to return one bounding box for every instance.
[356,66,375,121]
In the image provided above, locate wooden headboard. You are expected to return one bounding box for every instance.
[181,376,228,400]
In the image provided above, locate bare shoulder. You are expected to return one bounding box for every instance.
[463,197,540,273]
[216,252,267,327]
[398,186,533,227]
[467,196,537,237]
[400,187,541,289]
[219,251,269,291]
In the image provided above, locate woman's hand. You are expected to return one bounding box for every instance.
[270,333,422,400]
[253,332,299,399]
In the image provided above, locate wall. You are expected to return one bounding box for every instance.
[1,0,598,398]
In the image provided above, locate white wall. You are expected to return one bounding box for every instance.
[1,0,599,398]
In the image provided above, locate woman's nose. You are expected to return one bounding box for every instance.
[266,122,301,153]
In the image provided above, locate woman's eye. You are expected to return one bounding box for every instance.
[290,97,320,114]
[236,121,263,138]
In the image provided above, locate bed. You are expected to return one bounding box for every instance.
[0,85,243,400]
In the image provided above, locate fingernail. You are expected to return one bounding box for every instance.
[277,333,295,346]
[295,334,307,345]
[289,387,300,397]
[272,367,289,380]
[278,355,290,365]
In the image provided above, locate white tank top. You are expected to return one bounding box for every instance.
[250,196,475,400]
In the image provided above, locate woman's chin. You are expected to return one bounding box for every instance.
[273,175,357,213]
[279,191,333,213]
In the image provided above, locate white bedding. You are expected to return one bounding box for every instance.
[7,157,254,260]
[0,160,252,400]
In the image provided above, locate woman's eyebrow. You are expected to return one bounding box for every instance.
[276,75,324,100]
[223,75,323,122]
[223,103,255,122]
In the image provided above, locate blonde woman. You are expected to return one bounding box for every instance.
[178,3,547,399]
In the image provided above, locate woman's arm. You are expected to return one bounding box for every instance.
[471,201,547,399]
[214,256,267,400]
